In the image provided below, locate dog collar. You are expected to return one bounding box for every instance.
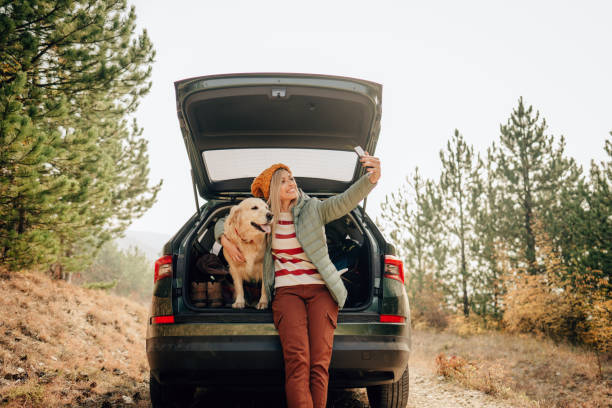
[234,227,253,244]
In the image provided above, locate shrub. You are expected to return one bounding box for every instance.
[408,273,449,329]
[503,272,586,342]
[4,383,44,406]
[503,220,612,355]
[447,313,489,337]
[435,353,512,398]
[83,280,118,290]
[435,352,471,379]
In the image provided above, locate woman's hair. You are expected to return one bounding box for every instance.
[267,168,299,237]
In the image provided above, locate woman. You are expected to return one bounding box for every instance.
[215,153,381,408]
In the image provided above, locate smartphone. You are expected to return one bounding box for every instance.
[355,146,373,170]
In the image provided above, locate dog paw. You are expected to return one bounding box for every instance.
[256,300,268,310]
[232,300,245,309]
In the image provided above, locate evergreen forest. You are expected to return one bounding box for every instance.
[0,0,161,276]
[379,97,611,353]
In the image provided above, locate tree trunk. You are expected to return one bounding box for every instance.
[522,157,537,274]
[459,192,469,317]
[48,262,70,281]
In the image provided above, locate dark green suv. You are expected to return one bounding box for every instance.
[146,73,411,408]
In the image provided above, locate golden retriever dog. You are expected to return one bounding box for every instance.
[223,198,273,309]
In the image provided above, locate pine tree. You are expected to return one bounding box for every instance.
[470,147,507,322]
[379,169,431,297]
[379,168,449,318]
[496,97,581,274]
[585,136,612,282]
[559,135,611,287]
[0,71,72,268]
[438,129,483,317]
[0,0,160,272]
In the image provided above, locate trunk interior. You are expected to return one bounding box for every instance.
[185,204,373,311]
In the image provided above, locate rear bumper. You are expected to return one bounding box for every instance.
[147,323,410,388]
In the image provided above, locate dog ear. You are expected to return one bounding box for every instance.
[227,204,241,228]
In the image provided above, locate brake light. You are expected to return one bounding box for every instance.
[380,314,405,323]
[154,255,173,283]
[152,315,175,324]
[384,255,404,284]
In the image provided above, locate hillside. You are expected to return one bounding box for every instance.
[0,270,150,407]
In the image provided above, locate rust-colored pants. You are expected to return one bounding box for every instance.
[272,284,339,408]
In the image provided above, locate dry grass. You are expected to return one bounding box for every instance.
[0,269,150,407]
[413,328,612,408]
[0,269,369,408]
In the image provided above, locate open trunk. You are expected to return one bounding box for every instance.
[175,73,382,200]
[184,203,374,311]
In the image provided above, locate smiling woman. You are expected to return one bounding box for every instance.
[215,159,380,408]
[277,170,298,208]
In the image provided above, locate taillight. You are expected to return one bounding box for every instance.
[154,255,173,283]
[384,255,404,284]
[380,314,405,323]
[152,315,175,324]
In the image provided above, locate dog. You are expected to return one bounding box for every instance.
[223,197,273,309]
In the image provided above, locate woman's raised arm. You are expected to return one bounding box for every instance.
[318,153,380,224]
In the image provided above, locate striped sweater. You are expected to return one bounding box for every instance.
[272,212,325,288]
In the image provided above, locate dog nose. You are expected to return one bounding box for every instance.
[266,212,273,221]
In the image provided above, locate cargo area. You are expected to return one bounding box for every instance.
[184,204,374,311]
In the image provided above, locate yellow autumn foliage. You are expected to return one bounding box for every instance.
[503,220,611,354]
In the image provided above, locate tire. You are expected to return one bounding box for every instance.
[366,367,409,408]
[149,373,195,408]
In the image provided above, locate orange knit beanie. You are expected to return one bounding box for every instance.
[251,163,291,200]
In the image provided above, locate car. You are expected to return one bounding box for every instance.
[146,73,411,408]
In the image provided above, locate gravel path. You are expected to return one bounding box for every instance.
[185,363,514,408]
[185,366,514,408]
[407,364,513,408]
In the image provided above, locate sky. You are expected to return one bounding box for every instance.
[126,0,612,237]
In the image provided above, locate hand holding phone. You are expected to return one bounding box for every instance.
[354,146,381,184]
[355,145,372,168]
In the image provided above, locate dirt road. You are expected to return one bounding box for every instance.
[407,364,513,408]
[178,327,515,408]
[329,363,514,408]
[185,362,512,408]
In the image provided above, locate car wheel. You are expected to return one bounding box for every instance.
[366,367,409,408]
[150,372,195,408]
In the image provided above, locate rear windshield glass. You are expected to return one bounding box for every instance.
[203,149,358,182]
